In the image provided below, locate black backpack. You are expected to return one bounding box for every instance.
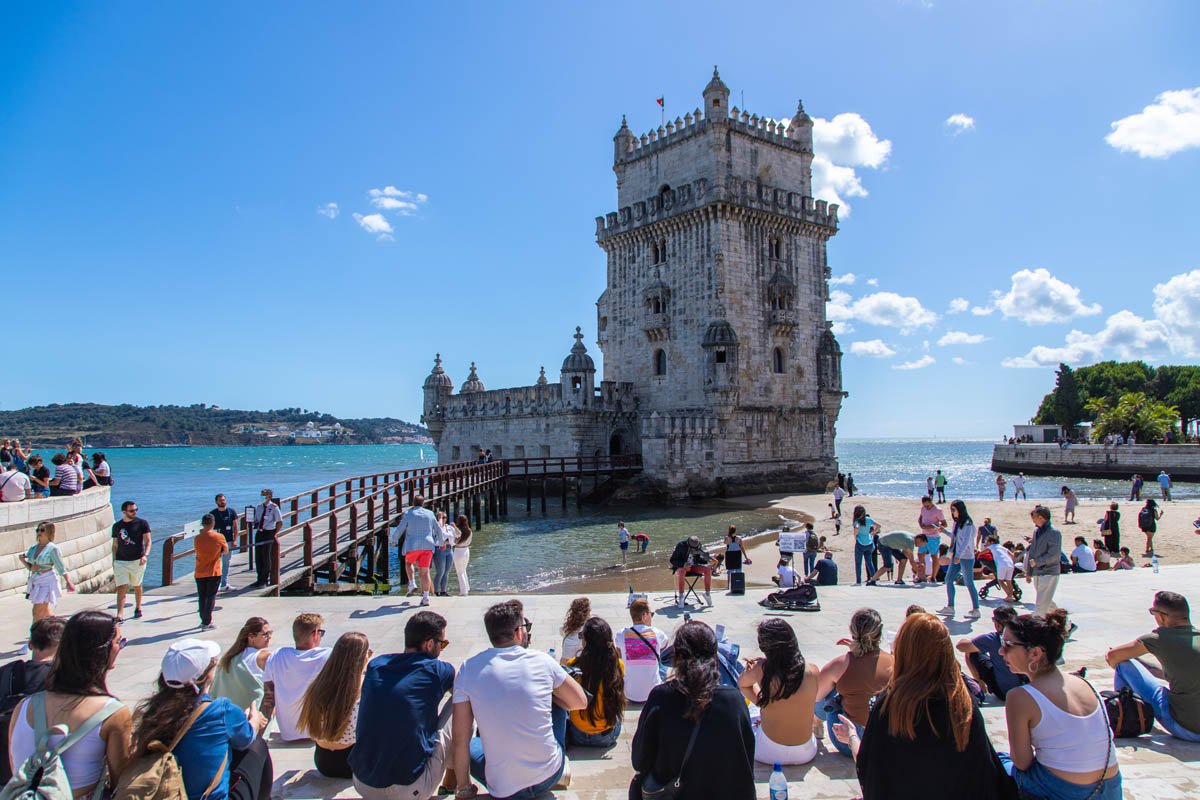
[1138,507,1157,531]
[0,660,39,783]
[1102,688,1155,737]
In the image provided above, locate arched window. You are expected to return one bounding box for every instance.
[654,349,667,376]
[571,376,582,392]
[772,347,785,374]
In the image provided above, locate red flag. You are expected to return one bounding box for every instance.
[656,97,664,107]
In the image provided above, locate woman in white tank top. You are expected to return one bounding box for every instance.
[7,611,133,797]
[998,608,1122,800]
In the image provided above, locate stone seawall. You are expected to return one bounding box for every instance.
[0,488,114,597]
[991,444,1200,481]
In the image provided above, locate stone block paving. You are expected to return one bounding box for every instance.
[2,565,1198,798]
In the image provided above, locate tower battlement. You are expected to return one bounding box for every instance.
[615,104,813,166]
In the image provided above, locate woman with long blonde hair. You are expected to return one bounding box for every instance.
[834,613,1016,800]
[211,616,274,711]
[297,631,371,778]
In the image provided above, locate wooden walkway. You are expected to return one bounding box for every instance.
[155,455,641,596]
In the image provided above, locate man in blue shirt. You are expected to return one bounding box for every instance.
[351,611,456,799]
[391,495,446,606]
[807,551,839,585]
[956,605,1026,701]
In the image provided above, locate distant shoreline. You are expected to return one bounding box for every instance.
[17,439,433,451]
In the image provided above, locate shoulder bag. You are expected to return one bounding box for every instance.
[640,707,704,800]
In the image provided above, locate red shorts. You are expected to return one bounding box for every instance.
[404,550,433,568]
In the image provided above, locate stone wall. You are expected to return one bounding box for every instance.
[0,487,114,597]
[991,444,1200,481]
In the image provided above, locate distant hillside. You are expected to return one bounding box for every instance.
[0,403,430,447]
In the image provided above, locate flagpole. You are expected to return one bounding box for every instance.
[661,97,665,127]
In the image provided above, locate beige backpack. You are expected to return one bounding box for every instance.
[112,702,227,800]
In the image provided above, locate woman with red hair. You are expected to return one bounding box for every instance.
[834,613,1016,800]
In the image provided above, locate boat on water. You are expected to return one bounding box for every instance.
[0,487,114,598]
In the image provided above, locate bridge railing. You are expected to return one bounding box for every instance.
[505,453,643,477]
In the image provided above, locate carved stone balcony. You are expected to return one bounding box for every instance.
[769,309,798,331]
[643,312,670,342]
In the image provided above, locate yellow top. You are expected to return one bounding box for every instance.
[566,656,625,734]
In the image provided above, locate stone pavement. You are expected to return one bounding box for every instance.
[2,565,1199,798]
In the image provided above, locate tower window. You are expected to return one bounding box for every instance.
[769,237,782,259]
[654,349,667,376]
[651,242,660,263]
[773,347,785,374]
[715,349,727,364]
[713,98,721,107]
[572,377,582,392]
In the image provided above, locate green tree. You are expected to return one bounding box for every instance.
[1085,392,1180,441]
[1152,365,1200,435]
[1074,361,1155,417]
[1050,364,1083,428]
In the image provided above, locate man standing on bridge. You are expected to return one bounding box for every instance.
[251,488,283,589]
[391,495,441,606]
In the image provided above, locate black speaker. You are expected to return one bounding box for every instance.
[729,570,746,595]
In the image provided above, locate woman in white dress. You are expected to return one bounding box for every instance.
[452,513,473,596]
[20,521,75,622]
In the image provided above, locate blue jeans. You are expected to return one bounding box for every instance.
[802,551,817,574]
[567,718,621,747]
[220,550,232,588]
[470,705,567,799]
[946,557,980,609]
[998,754,1122,800]
[433,548,454,594]
[854,542,874,583]
[820,693,862,758]
[1114,659,1200,741]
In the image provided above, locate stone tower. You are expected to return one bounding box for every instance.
[421,354,454,449]
[594,67,845,495]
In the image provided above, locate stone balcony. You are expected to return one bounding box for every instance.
[769,308,798,330]
[643,312,670,341]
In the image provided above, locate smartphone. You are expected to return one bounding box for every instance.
[715,624,726,641]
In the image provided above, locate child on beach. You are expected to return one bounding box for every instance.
[618,521,630,566]
[194,513,228,630]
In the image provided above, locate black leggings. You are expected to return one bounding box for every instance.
[228,737,273,800]
[314,743,354,778]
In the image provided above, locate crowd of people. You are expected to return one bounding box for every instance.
[0,438,112,502]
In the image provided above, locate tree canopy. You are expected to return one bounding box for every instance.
[1033,361,1200,435]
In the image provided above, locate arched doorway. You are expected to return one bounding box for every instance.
[609,433,624,456]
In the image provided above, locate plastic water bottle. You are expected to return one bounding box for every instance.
[769,763,788,800]
[548,647,557,662]
[1152,554,1160,574]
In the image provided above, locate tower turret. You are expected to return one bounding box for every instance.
[788,99,813,151]
[702,66,730,120]
[560,327,596,408]
[614,115,636,164]
[421,354,454,447]
[460,363,485,394]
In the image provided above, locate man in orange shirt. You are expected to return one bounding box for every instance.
[194,513,228,630]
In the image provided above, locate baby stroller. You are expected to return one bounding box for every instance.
[978,565,1024,602]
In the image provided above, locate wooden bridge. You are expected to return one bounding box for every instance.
[157,454,641,596]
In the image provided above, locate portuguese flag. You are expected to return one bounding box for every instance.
[656,97,664,107]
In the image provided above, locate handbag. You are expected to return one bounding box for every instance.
[1101,687,1155,737]
[640,709,703,800]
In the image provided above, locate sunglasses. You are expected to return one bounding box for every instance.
[521,619,533,634]
[439,639,451,649]
[317,629,327,636]
[999,639,1026,651]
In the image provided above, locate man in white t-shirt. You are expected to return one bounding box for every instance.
[453,599,586,800]
[0,464,31,502]
[1012,473,1027,500]
[261,612,332,741]
[613,598,669,703]
[1069,536,1097,573]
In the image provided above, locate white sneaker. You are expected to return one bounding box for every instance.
[852,582,863,587]
[677,596,686,609]
[406,587,420,597]
[420,593,431,606]
[936,606,955,616]
[965,608,981,619]
[704,592,713,606]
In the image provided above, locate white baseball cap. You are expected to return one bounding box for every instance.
[161,639,221,689]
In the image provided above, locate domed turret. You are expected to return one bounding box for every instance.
[423,353,454,390]
[702,320,739,347]
[703,66,730,120]
[560,327,596,407]
[460,362,485,394]
[614,114,636,163]
[421,354,454,447]
[536,366,548,386]
[561,327,596,373]
[788,99,813,150]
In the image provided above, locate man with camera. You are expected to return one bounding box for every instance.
[670,535,713,608]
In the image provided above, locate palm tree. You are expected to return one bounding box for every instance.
[1087,392,1179,441]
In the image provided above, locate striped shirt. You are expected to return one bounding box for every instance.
[54,463,80,493]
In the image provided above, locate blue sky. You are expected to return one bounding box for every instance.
[3,2,1198,438]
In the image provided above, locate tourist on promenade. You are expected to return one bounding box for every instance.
[618,521,630,566]
[210,493,240,591]
[934,469,948,503]
[112,500,151,622]
[0,616,64,782]
[817,608,893,757]
[917,497,947,579]
[1060,486,1078,524]
[7,611,133,798]
[1105,590,1200,742]
[212,617,273,712]
[851,505,879,586]
[1069,536,1097,573]
[48,452,79,496]
[629,621,755,800]
[432,511,455,597]
[867,530,915,586]
[1113,547,1135,570]
[939,500,981,619]
[128,638,271,800]
[390,495,441,607]
[194,514,227,631]
[1,462,31,502]
[926,475,935,497]
[1000,610,1121,799]
[350,611,455,800]
[20,521,75,622]
[724,525,744,572]
[1129,474,1143,501]
[452,599,587,800]
[90,452,111,487]
[848,472,858,496]
[833,483,847,517]
[26,455,50,498]
[1138,499,1162,556]
[803,529,820,574]
[807,551,839,585]
[298,631,370,778]
[565,617,626,747]
[1026,506,1062,616]
[1093,540,1112,570]
[737,618,818,765]
[1101,502,1121,553]
[615,598,668,702]
[251,489,283,589]
[452,513,472,596]
[1013,473,1027,500]
[832,613,1017,800]
[261,613,332,742]
[996,474,1007,501]
[670,536,714,608]
[560,597,590,663]
[1158,470,1172,501]
[956,605,1025,702]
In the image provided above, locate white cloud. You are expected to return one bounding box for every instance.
[831,321,854,335]
[893,355,936,370]
[368,186,428,215]
[848,291,937,334]
[990,268,1101,325]
[808,113,892,216]
[952,356,967,365]
[945,113,975,134]
[372,197,420,214]
[1106,88,1200,159]
[849,339,896,358]
[947,297,970,314]
[1152,269,1200,356]
[829,273,857,286]
[971,306,994,316]
[936,330,987,346]
[1001,310,1171,368]
[316,202,339,219]
[352,212,394,240]
[866,278,878,286]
